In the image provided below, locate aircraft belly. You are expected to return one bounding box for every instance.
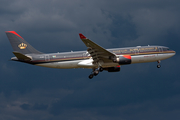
[131,54,158,63]
[78,59,96,68]
[157,53,175,60]
[78,59,119,68]
[56,60,81,69]
[131,53,175,64]
[35,63,58,68]
[36,60,82,69]
[35,59,119,69]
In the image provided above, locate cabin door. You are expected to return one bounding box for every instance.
[45,55,50,61]
[159,47,163,53]
[134,48,139,55]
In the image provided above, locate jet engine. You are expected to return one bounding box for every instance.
[113,55,131,65]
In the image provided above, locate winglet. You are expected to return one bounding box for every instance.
[79,33,87,39]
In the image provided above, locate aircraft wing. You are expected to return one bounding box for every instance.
[79,33,116,64]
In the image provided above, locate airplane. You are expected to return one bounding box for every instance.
[6,31,176,79]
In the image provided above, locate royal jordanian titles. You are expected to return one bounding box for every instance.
[6,31,176,79]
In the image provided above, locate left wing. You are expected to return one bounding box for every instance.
[79,33,116,64]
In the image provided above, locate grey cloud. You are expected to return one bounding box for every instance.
[0,0,179,119]
[129,9,180,43]
[1,0,179,49]
[0,0,113,50]
[0,0,26,15]
[20,103,31,110]
[20,103,48,111]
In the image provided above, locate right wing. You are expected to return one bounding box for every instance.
[79,33,116,64]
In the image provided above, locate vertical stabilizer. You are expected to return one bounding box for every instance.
[6,31,42,54]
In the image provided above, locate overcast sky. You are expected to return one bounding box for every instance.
[0,0,180,120]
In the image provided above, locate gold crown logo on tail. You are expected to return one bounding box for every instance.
[18,43,27,49]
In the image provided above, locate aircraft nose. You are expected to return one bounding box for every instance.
[172,50,176,56]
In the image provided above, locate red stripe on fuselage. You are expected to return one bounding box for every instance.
[5,31,24,39]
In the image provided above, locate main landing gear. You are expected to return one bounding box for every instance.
[89,67,103,79]
[157,60,161,68]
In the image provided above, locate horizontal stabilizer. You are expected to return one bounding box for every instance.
[13,51,32,61]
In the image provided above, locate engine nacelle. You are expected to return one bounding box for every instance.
[113,55,131,65]
[107,66,120,72]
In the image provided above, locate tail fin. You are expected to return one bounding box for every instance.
[5,31,42,54]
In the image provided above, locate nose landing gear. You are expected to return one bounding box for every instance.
[88,67,103,79]
[157,60,161,68]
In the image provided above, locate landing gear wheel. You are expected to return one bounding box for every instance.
[93,70,99,76]
[157,60,161,68]
[89,67,103,79]
[157,65,161,68]
[99,67,103,72]
[89,74,93,79]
